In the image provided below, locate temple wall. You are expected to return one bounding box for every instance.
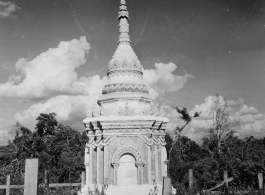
[108,138,119,185]
[86,134,167,187]
[82,0,169,192]
[158,145,162,184]
[92,147,97,183]
[101,136,164,186]
[150,144,156,182]
[98,146,104,184]
[142,143,149,184]
[100,99,153,114]
[108,74,143,84]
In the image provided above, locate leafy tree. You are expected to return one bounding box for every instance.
[166,107,200,178]
[36,113,58,136]
[203,94,240,155]
[0,113,87,186]
[169,136,207,185]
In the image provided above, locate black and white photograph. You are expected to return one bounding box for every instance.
[0,0,265,194]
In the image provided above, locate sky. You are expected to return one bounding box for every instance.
[0,0,264,145]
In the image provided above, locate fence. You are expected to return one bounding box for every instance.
[171,169,264,194]
[2,160,264,195]
[0,159,85,195]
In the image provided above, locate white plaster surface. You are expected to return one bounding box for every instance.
[112,44,138,61]
[106,185,163,195]
[108,74,143,84]
[83,115,169,123]
[117,154,137,186]
[79,184,162,195]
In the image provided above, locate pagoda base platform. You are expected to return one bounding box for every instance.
[79,184,162,195]
[106,185,162,195]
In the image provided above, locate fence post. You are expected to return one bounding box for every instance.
[44,170,49,187]
[224,170,228,193]
[81,172,86,188]
[162,177,172,195]
[189,169,193,189]
[258,173,263,190]
[23,159,39,195]
[6,175,10,195]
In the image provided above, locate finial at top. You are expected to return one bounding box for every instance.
[118,0,130,44]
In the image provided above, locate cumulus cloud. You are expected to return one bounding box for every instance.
[233,105,265,137]
[237,104,259,116]
[226,98,244,107]
[239,120,265,137]
[13,73,108,130]
[0,1,19,18]
[193,95,226,119]
[2,37,193,134]
[163,104,209,142]
[0,126,11,146]
[14,94,100,130]
[182,119,210,142]
[192,97,265,139]
[164,106,181,133]
[143,62,193,98]
[14,62,191,132]
[164,95,265,142]
[0,37,90,99]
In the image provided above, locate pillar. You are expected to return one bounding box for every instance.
[155,145,159,182]
[151,145,156,183]
[148,145,152,184]
[97,145,104,185]
[84,147,89,185]
[92,146,97,184]
[104,145,109,180]
[97,146,100,184]
[136,162,144,185]
[161,146,168,177]
[89,147,93,184]
[112,163,120,185]
[158,145,162,183]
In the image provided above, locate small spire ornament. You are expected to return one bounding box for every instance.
[118,0,130,44]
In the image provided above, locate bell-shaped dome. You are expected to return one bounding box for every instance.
[98,0,154,112]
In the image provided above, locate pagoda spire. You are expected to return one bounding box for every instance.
[118,0,131,45]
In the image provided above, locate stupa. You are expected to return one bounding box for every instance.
[82,0,169,194]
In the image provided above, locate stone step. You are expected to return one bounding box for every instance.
[106,185,162,195]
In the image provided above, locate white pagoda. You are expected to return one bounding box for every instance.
[83,1,169,194]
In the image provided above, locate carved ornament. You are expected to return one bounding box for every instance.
[118,137,138,149]
[112,146,143,164]
[108,59,142,72]
[118,102,135,115]
[138,135,166,146]
[102,83,149,95]
[107,70,143,79]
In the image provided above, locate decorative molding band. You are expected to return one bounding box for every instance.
[104,129,152,134]
[118,136,139,149]
[86,102,167,118]
[102,83,149,95]
[118,102,135,115]
[85,136,117,148]
[102,125,152,129]
[108,59,142,72]
[85,123,167,133]
[112,146,143,164]
[107,70,143,79]
[137,135,166,146]
[85,134,165,149]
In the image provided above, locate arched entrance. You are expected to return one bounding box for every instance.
[111,147,145,186]
[117,154,137,186]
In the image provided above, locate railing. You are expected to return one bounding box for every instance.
[0,159,85,195]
